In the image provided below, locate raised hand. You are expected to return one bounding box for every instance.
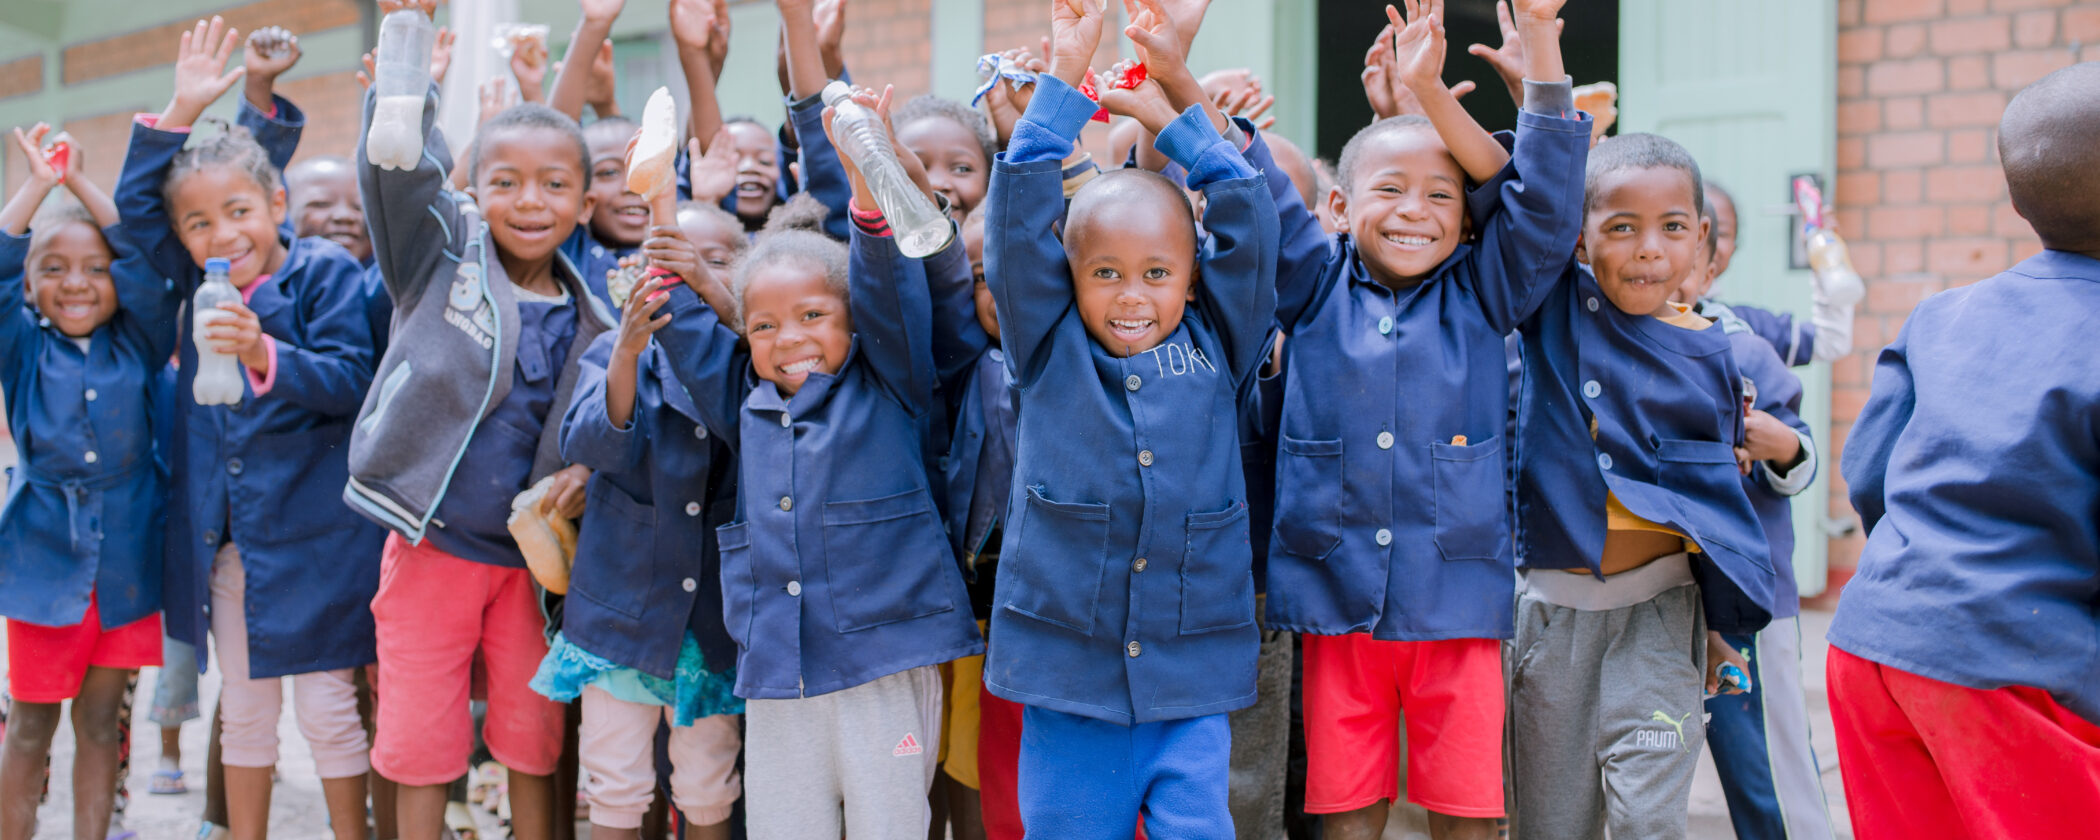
[815,0,848,79]
[708,0,732,77]
[1388,0,1448,95]
[11,123,58,188]
[982,46,1044,149]
[686,130,738,205]
[580,0,628,25]
[1466,0,1556,107]
[478,76,520,129]
[1212,84,1276,131]
[244,26,301,82]
[161,16,246,129]
[377,0,438,16]
[613,254,676,355]
[821,85,938,211]
[586,39,620,116]
[1049,0,1108,88]
[430,26,458,84]
[1098,59,1178,134]
[1156,0,1212,52]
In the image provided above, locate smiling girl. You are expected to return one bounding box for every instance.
[115,18,386,840]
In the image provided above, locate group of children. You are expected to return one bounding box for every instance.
[3,0,2094,839]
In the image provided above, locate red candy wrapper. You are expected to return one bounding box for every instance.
[44,141,69,185]
[1078,70,1111,123]
[1113,62,1148,90]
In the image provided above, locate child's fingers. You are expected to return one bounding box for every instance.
[1450,79,1476,99]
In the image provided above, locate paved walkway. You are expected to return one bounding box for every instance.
[7,611,1852,839]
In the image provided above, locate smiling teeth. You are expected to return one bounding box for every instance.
[1384,234,1432,246]
[781,358,820,375]
[1110,319,1152,331]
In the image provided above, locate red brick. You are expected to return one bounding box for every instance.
[1947,128,1992,162]
[1993,49,2073,89]
[1946,54,1991,90]
[1994,201,2035,238]
[1868,204,1946,238]
[1883,168,1922,202]
[1946,0,1990,11]
[1866,0,1946,23]
[1847,240,1886,277]
[1926,237,2008,279]
[1925,164,2005,202]
[1839,137,1867,170]
[2067,7,2100,42]
[1867,131,1944,168]
[1840,0,1865,25]
[1867,57,1945,96]
[63,0,362,85]
[1865,275,1943,312]
[1883,238,1925,274]
[1927,91,2008,127]
[1839,99,1882,135]
[1838,27,1884,64]
[1886,22,1928,57]
[1945,203,1993,235]
[1834,207,1870,237]
[1929,16,2010,53]
[1831,353,1869,389]
[1838,65,1866,98]
[2013,10,2058,47]
[0,55,40,101]
[1884,96,1924,130]
[1991,0,2070,10]
[1831,385,1871,423]
[1836,171,1881,205]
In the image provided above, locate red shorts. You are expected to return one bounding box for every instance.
[369,534,566,786]
[1301,633,1505,818]
[1827,645,2100,840]
[5,595,162,703]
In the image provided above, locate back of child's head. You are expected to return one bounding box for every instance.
[469,103,592,190]
[163,119,281,207]
[678,199,748,252]
[1998,62,2100,253]
[1583,132,1703,219]
[730,193,847,319]
[1266,133,1320,212]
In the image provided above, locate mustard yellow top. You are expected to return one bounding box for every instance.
[1596,302,1714,551]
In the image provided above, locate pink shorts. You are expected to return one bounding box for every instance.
[369,534,566,786]
[4,595,160,703]
[1301,634,1506,818]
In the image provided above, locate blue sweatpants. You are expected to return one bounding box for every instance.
[1704,615,1835,840]
[1018,706,1232,840]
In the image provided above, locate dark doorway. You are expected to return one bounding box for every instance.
[1313,0,1619,160]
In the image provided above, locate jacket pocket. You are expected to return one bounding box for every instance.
[570,481,655,620]
[1654,438,1763,568]
[1003,485,1112,635]
[1431,436,1510,562]
[1273,436,1343,560]
[1179,502,1256,634]
[821,489,959,633]
[715,521,754,649]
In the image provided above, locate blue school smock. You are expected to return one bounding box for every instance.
[1725,302,1815,367]
[1832,250,2100,724]
[980,78,1278,725]
[1514,267,1776,634]
[558,228,629,309]
[1706,301,1817,618]
[0,229,175,629]
[1249,104,1591,641]
[653,225,985,700]
[558,331,739,679]
[118,119,387,678]
[943,348,1019,573]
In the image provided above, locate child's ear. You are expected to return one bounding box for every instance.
[1574,233,1590,266]
[1186,265,1201,303]
[269,185,288,227]
[1324,185,1349,232]
[579,191,598,225]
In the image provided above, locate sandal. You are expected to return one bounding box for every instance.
[149,768,188,796]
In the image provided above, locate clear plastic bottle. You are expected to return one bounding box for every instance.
[1804,228,1866,308]
[192,258,246,406]
[367,9,435,171]
[820,81,954,258]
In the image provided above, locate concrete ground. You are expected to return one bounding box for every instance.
[6,611,1852,840]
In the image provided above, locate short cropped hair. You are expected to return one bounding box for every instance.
[1335,115,1433,193]
[1583,132,1703,218]
[164,119,281,208]
[1998,62,2100,250]
[729,193,846,323]
[469,103,592,190]
[895,95,996,166]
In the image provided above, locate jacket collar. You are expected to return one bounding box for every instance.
[2008,249,2100,283]
[1577,269,1730,358]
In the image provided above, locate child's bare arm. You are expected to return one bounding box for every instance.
[671,0,730,148]
[1391,1,1507,183]
[1513,0,1567,87]
[549,0,624,121]
[779,0,831,101]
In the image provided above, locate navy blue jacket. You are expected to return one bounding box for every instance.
[943,348,1018,582]
[654,228,985,700]
[1708,301,1817,618]
[1727,302,1816,367]
[1254,107,1590,641]
[981,78,1278,725]
[0,228,174,629]
[559,332,738,678]
[1833,250,2100,724]
[1515,269,1775,634]
[119,119,388,678]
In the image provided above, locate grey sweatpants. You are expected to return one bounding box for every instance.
[745,665,944,840]
[1507,564,1708,840]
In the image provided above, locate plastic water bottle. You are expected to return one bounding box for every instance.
[1793,175,1866,309]
[366,9,435,171]
[821,81,954,258]
[192,258,246,406]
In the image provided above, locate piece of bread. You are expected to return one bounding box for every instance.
[508,474,578,595]
[627,87,680,199]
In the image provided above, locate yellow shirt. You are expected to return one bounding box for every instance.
[1595,302,1714,551]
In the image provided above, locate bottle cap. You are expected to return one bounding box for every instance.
[205,257,231,274]
[820,80,853,108]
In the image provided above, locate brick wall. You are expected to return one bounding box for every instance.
[1819,0,2094,601]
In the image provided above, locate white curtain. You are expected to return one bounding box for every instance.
[438,0,522,167]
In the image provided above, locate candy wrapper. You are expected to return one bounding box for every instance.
[491,22,549,58]
[1111,62,1148,90]
[43,140,68,185]
[1076,70,1110,123]
[606,262,646,309]
[971,53,1039,106]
